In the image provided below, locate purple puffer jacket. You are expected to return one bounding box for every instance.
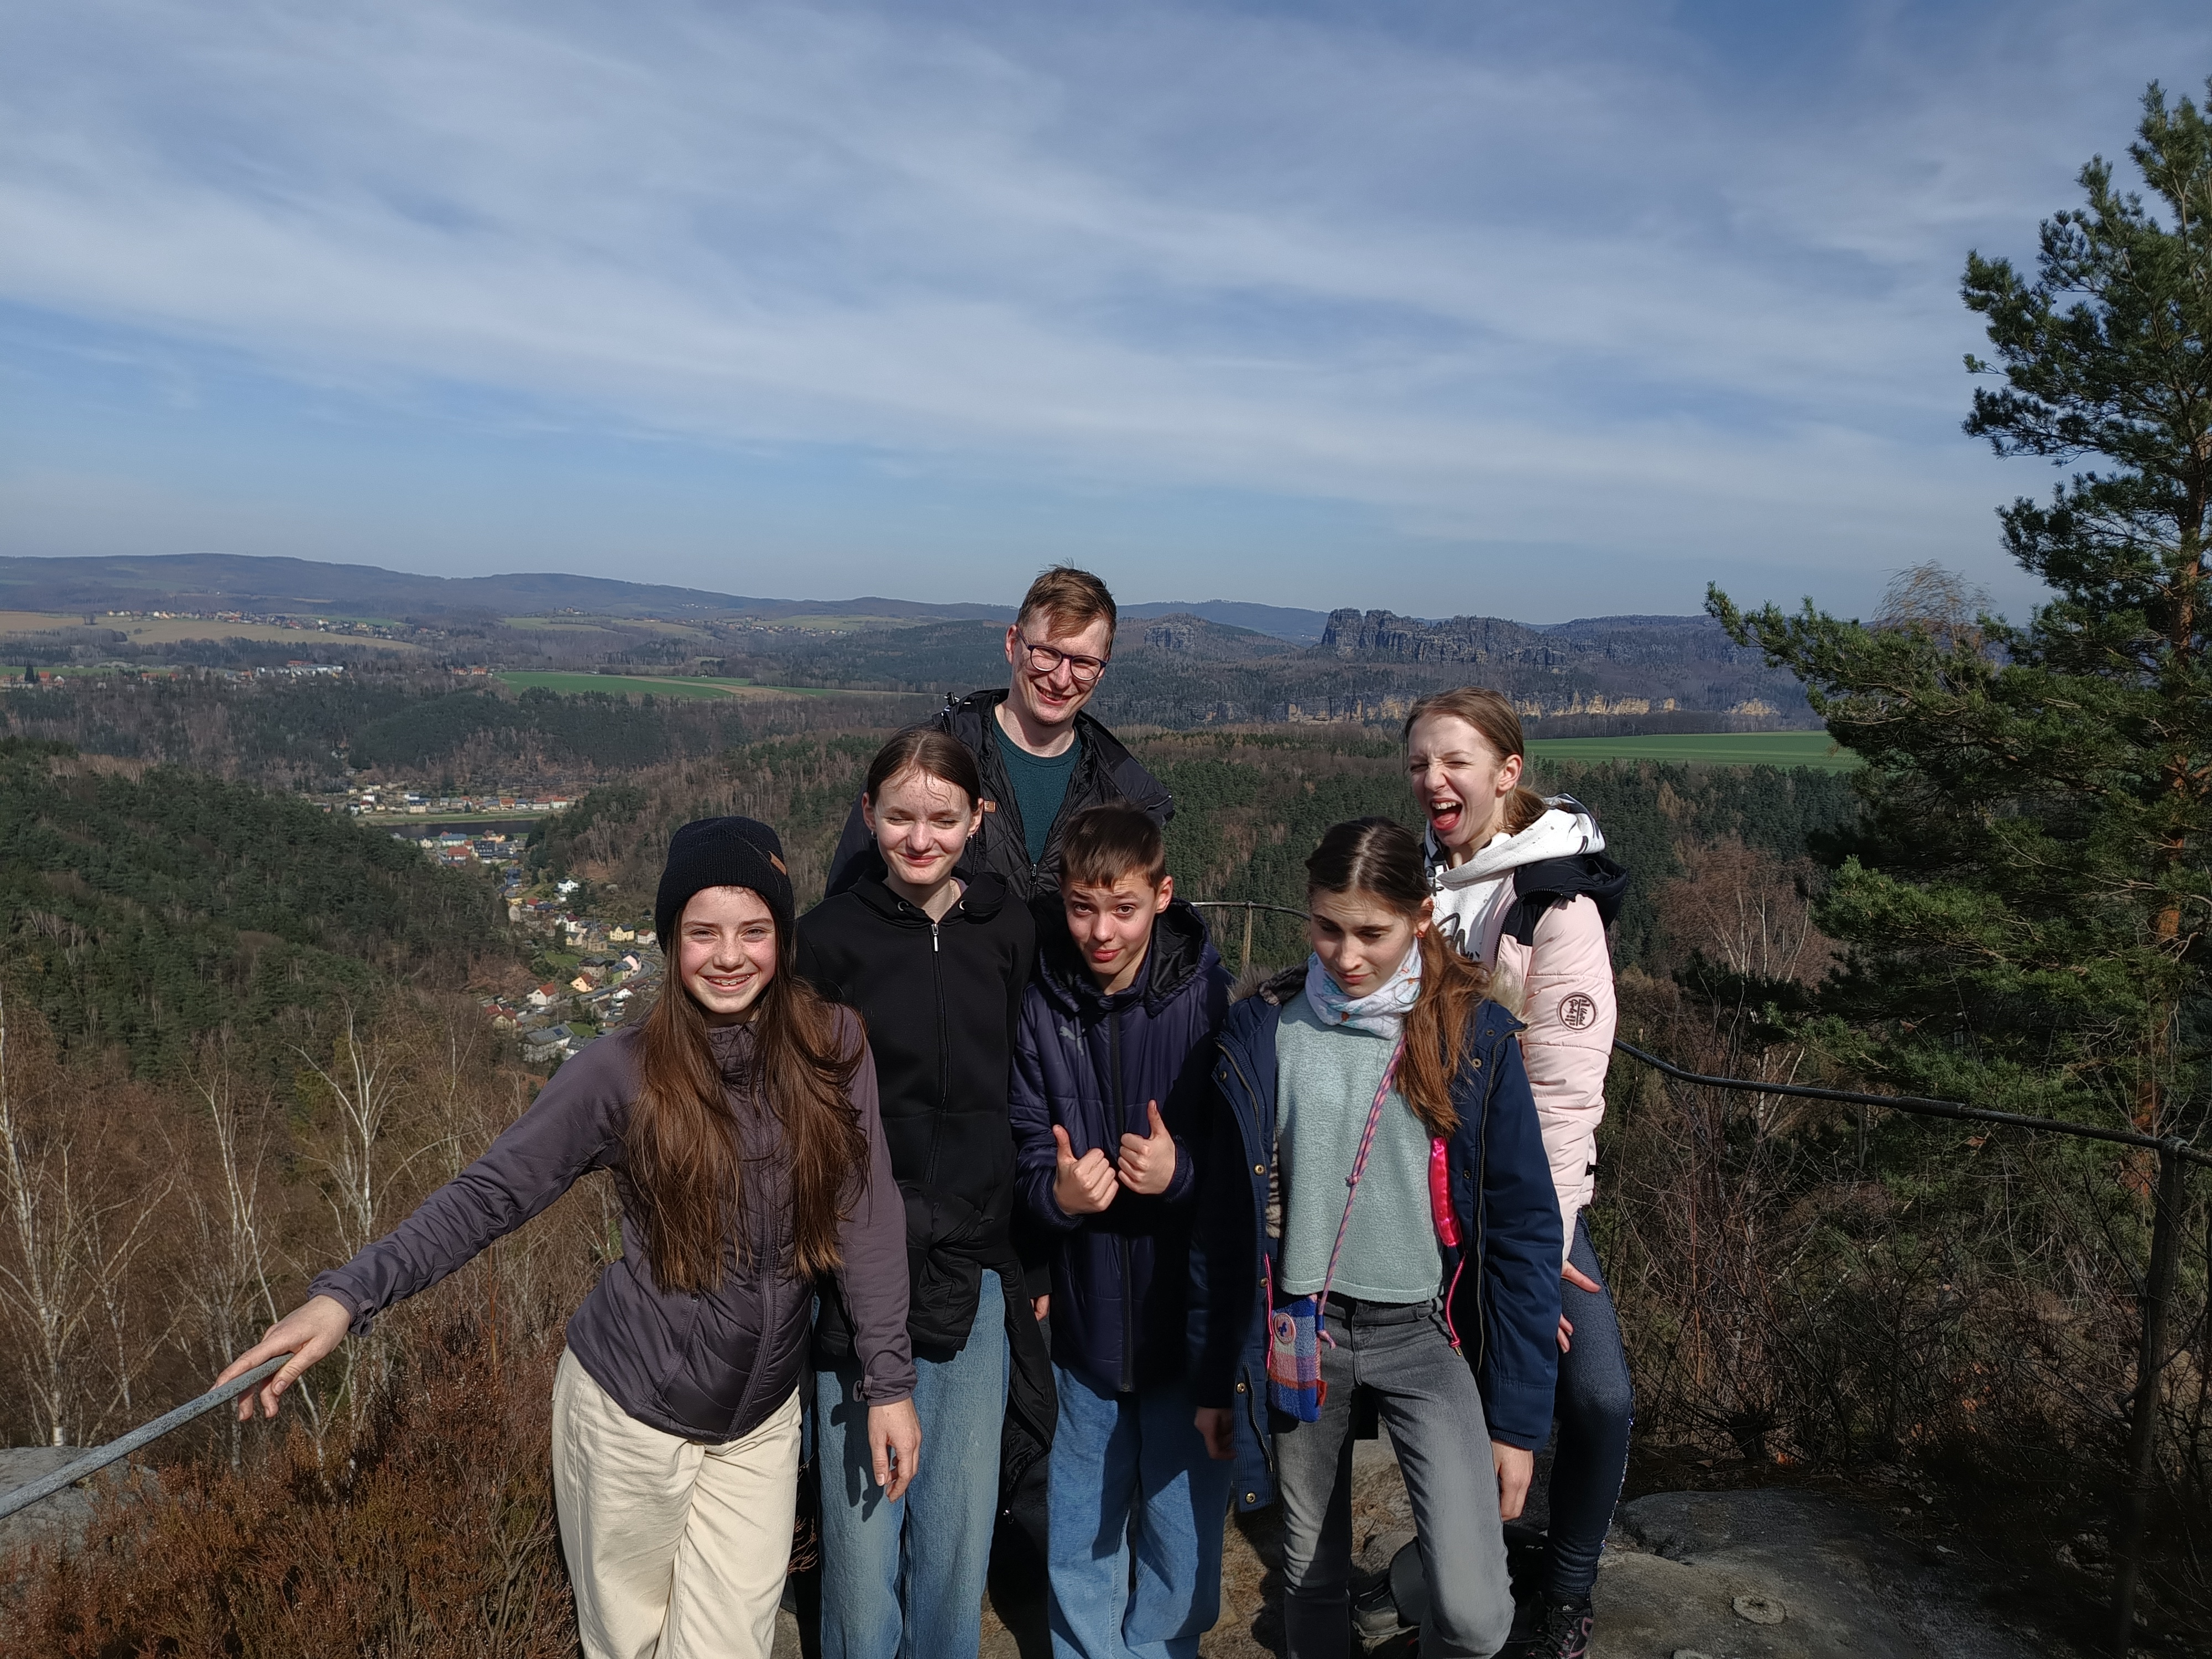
[312,1015,914,1442]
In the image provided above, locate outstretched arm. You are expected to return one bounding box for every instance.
[221,1040,629,1415]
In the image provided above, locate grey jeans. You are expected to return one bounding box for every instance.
[1272,1297,1514,1659]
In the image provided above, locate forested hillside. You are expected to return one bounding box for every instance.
[526,725,1860,979]
[0,738,518,1077]
[0,672,928,792]
[4,604,1814,784]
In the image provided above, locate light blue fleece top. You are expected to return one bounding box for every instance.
[1276,992,1442,1303]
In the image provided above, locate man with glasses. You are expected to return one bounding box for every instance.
[815,566,1173,1657]
[828,566,1173,909]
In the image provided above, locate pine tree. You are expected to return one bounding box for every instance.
[1710,80,2211,1137]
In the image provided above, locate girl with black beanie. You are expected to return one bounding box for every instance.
[220,816,916,1659]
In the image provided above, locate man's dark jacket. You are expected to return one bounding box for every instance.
[795,867,1056,1489]
[1009,900,1230,1396]
[1187,972,1562,1512]
[826,689,1175,905]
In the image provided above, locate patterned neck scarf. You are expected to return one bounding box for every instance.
[1303,946,1422,1039]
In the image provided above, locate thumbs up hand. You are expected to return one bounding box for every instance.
[1116,1102,1176,1196]
[1053,1124,1119,1215]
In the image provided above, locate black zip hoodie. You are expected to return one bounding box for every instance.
[797,864,1037,1353]
[797,863,1058,1495]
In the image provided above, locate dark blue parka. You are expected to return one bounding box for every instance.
[1187,969,1562,1512]
[1010,900,1232,1396]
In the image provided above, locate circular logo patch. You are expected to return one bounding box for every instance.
[1559,993,1598,1031]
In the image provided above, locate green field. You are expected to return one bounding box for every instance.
[1525,731,1858,770]
[497,671,746,701]
[493,671,897,701]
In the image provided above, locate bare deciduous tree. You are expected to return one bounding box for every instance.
[0,984,174,1444]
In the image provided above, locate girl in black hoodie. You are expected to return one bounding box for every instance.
[797,727,1045,1659]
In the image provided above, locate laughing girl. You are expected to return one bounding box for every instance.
[1404,688,1630,1659]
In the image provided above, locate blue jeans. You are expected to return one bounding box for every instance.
[1047,1364,1232,1659]
[1273,1296,1514,1659]
[1544,1213,1633,1601]
[816,1272,1009,1659]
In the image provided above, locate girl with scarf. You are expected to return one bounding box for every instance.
[1189,817,1561,1659]
[1404,688,1630,1659]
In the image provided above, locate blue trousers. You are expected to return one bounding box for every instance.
[1047,1364,1232,1659]
[1544,1213,1634,1600]
[816,1273,1009,1659]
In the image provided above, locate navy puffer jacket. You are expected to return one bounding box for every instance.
[1010,900,1231,1395]
[1188,968,1562,1512]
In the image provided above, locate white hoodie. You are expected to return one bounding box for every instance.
[1427,799,1618,1264]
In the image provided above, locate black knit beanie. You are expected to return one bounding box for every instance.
[655,816,795,948]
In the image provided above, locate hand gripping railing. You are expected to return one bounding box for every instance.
[1610,1040,2208,1658]
[0,1359,284,1525]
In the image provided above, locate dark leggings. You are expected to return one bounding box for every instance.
[1543,1213,1633,1601]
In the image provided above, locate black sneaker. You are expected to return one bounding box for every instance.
[1507,1595,1593,1659]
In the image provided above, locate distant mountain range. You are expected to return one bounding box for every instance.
[0,554,1018,624]
[0,553,1812,728]
[0,554,1363,639]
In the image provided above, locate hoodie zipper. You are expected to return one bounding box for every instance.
[920,906,950,1196]
[1109,1000,1134,1393]
[934,916,948,1108]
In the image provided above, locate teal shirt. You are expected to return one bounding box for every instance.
[995,731,1082,865]
[1276,992,1442,1304]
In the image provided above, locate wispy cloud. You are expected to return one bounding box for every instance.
[2,0,2206,614]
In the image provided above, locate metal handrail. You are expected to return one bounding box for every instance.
[3,929,2199,1656]
[1611,1039,2212,1166]
[0,1359,284,1525]
[1606,1039,2202,1657]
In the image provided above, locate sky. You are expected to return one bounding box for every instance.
[2,2,2208,624]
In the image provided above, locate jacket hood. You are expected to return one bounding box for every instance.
[1428,795,1605,889]
[846,864,1013,927]
[1037,896,1213,1017]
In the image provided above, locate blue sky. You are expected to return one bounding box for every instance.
[3,2,2207,623]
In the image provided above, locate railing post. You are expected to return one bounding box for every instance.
[2111,1137,2188,1655]
[1240,902,1254,979]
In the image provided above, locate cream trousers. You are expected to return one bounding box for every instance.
[551,1347,802,1659]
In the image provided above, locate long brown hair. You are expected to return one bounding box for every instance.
[1403,686,1548,839]
[1306,817,1493,1138]
[628,907,867,1295]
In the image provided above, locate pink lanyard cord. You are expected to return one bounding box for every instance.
[1313,1037,1406,1347]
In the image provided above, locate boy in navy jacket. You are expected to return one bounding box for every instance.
[1010,805,1234,1659]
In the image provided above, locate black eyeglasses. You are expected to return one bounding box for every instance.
[1015,631,1108,687]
